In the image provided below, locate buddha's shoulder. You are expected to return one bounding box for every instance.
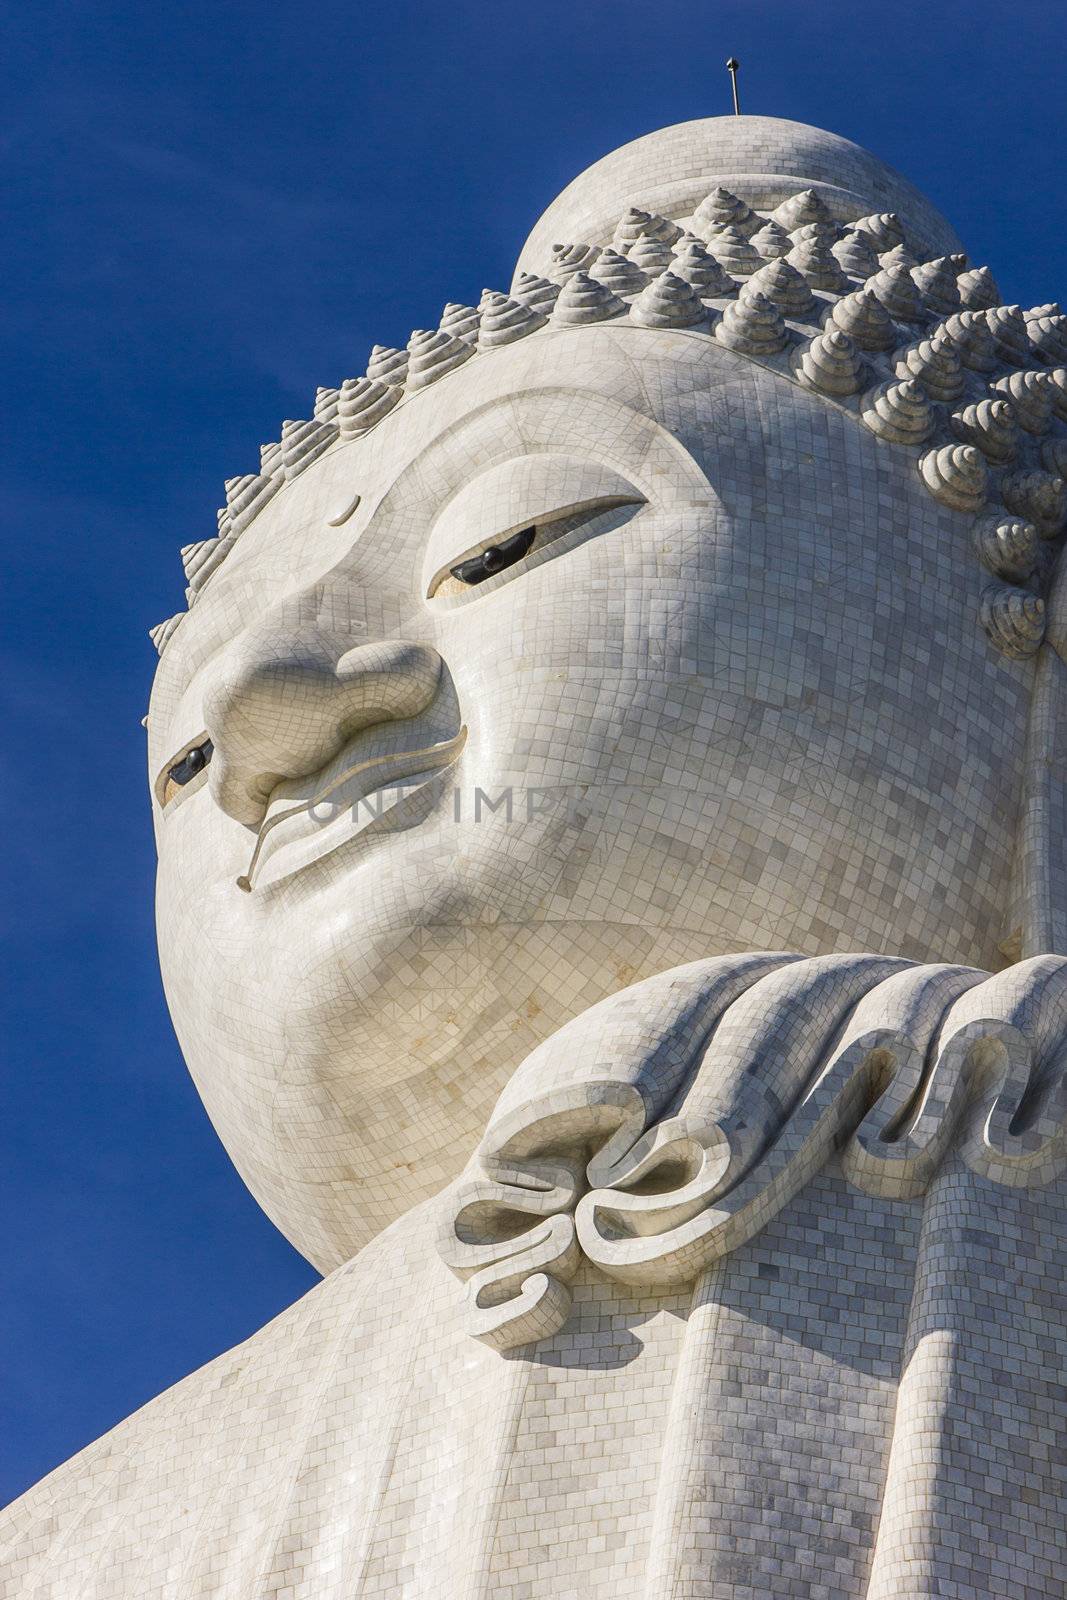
[0,1200,450,1595]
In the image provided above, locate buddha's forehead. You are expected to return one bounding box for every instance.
[147,326,806,749]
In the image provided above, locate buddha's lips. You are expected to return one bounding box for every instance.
[236,725,467,892]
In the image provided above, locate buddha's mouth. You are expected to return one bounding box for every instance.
[237,724,467,892]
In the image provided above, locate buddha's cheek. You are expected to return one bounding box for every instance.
[155,839,274,1081]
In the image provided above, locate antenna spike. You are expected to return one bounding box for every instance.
[726,58,741,116]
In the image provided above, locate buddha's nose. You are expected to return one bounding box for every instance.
[204,608,443,825]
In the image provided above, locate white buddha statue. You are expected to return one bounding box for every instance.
[6,113,1067,1599]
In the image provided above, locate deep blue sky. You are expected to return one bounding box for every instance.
[2,0,1065,1506]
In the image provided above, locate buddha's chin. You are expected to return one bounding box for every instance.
[272,900,723,1097]
[165,860,732,1268]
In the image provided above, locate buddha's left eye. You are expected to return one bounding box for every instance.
[423,455,647,600]
[428,495,644,599]
[158,737,214,808]
[449,525,536,587]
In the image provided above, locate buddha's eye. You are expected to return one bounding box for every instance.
[157,736,214,809]
[450,526,536,586]
[423,455,647,602]
[428,497,644,600]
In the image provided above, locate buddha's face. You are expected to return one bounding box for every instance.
[149,326,1030,1270]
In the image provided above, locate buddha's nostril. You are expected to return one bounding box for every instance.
[205,633,445,826]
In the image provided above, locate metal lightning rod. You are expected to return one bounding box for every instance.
[726,57,741,116]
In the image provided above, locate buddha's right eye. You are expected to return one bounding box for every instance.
[158,737,214,809]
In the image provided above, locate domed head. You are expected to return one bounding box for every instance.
[515,113,964,281]
[147,118,1040,1271]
